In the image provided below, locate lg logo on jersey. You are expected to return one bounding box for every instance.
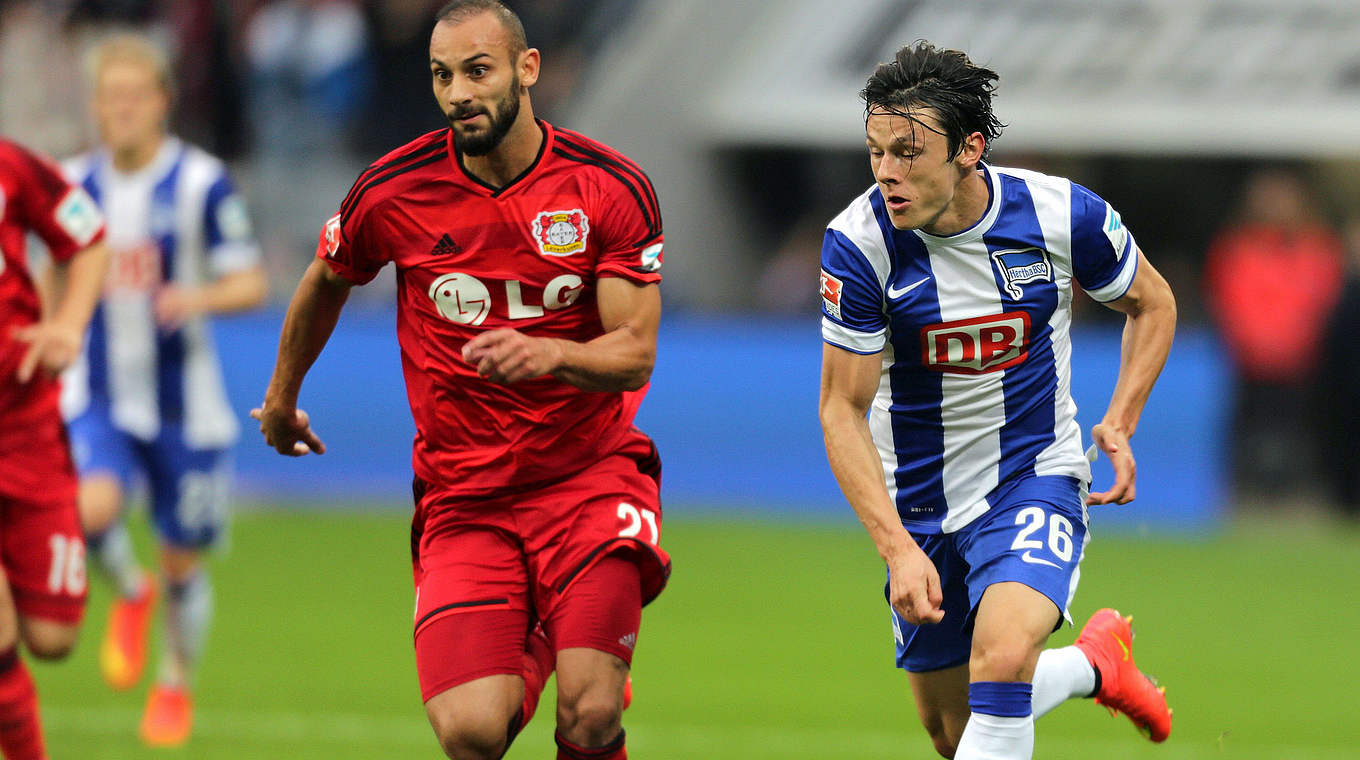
[428,272,584,325]
[921,311,1031,374]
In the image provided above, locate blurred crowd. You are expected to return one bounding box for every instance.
[2,0,1357,518]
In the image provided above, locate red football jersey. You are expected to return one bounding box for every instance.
[318,122,663,495]
[0,138,105,429]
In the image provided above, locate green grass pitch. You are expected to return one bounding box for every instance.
[32,508,1359,759]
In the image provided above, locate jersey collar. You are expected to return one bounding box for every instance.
[449,119,553,198]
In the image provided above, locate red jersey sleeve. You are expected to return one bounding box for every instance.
[315,174,391,285]
[1,141,104,262]
[591,158,663,285]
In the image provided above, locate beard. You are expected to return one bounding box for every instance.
[448,74,522,157]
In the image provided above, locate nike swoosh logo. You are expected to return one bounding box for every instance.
[887,276,931,299]
[1021,551,1061,569]
[1113,632,1131,662]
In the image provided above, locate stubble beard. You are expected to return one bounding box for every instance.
[449,75,522,157]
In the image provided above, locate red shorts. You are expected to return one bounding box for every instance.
[410,433,669,700]
[0,415,86,624]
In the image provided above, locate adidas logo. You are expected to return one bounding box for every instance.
[430,233,462,256]
[618,632,637,650]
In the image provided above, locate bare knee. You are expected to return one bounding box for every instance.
[969,636,1041,683]
[555,690,623,747]
[78,477,122,536]
[423,675,521,760]
[19,621,78,661]
[426,706,510,760]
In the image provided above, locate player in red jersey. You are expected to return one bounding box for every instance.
[0,136,109,760]
[253,2,667,758]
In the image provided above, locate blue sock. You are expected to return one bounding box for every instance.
[955,682,1034,759]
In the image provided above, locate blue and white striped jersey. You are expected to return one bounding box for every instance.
[61,137,259,449]
[820,163,1138,534]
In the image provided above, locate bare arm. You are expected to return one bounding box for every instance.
[14,241,109,381]
[155,266,269,330]
[819,343,944,624]
[461,277,660,392]
[250,258,354,456]
[1087,248,1178,505]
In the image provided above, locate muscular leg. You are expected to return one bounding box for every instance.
[953,581,1060,760]
[0,574,47,760]
[80,476,147,599]
[156,545,211,688]
[555,648,629,748]
[906,664,970,758]
[425,674,523,760]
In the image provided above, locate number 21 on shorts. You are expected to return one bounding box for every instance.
[617,502,658,545]
[1010,506,1073,567]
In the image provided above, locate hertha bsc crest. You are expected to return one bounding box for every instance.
[532,209,589,257]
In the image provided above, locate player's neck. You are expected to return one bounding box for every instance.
[921,167,990,237]
[460,108,544,190]
[110,134,166,174]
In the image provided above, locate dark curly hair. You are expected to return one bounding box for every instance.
[861,41,1004,160]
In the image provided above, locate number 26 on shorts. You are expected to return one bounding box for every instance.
[617,502,658,545]
[1010,506,1074,564]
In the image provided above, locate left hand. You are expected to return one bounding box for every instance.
[155,284,201,330]
[462,329,564,385]
[1087,423,1137,505]
[11,322,82,382]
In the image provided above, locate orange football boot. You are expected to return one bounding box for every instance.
[1074,608,1172,742]
[99,576,157,691]
[140,684,193,747]
[623,675,633,711]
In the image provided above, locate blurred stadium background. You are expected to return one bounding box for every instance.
[3,0,1359,757]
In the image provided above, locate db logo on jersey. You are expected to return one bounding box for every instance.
[532,209,589,256]
[921,311,1031,374]
[820,270,844,320]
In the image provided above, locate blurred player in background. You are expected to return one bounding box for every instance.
[0,136,107,760]
[818,42,1177,759]
[58,34,267,748]
[254,2,668,759]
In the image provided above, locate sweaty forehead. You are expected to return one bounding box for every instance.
[430,11,513,63]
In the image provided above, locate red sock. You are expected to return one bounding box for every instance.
[0,648,45,760]
[555,730,625,759]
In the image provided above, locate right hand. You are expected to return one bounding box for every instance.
[250,404,326,457]
[886,544,945,625]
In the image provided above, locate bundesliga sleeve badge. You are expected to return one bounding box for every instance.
[531,209,589,257]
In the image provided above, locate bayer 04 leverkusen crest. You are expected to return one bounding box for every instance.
[531,209,589,257]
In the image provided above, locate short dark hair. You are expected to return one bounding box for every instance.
[861,41,1004,160]
[435,0,528,56]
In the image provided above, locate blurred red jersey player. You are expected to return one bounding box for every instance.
[253,2,668,759]
[0,136,109,760]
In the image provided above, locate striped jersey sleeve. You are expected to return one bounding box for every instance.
[202,170,260,277]
[820,193,888,354]
[1070,183,1138,302]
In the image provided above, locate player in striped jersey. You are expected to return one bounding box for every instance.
[59,34,268,747]
[255,3,666,759]
[818,43,1178,759]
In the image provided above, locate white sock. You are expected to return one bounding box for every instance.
[90,521,146,599]
[1031,646,1096,719]
[954,712,1034,760]
[159,571,212,688]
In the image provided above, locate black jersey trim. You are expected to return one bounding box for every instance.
[552,136,661,234]
[414,598,511,631]
[455,121,549,197]
[550,149,661,240]
[340,138,447,219]
[339,149,448,227]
